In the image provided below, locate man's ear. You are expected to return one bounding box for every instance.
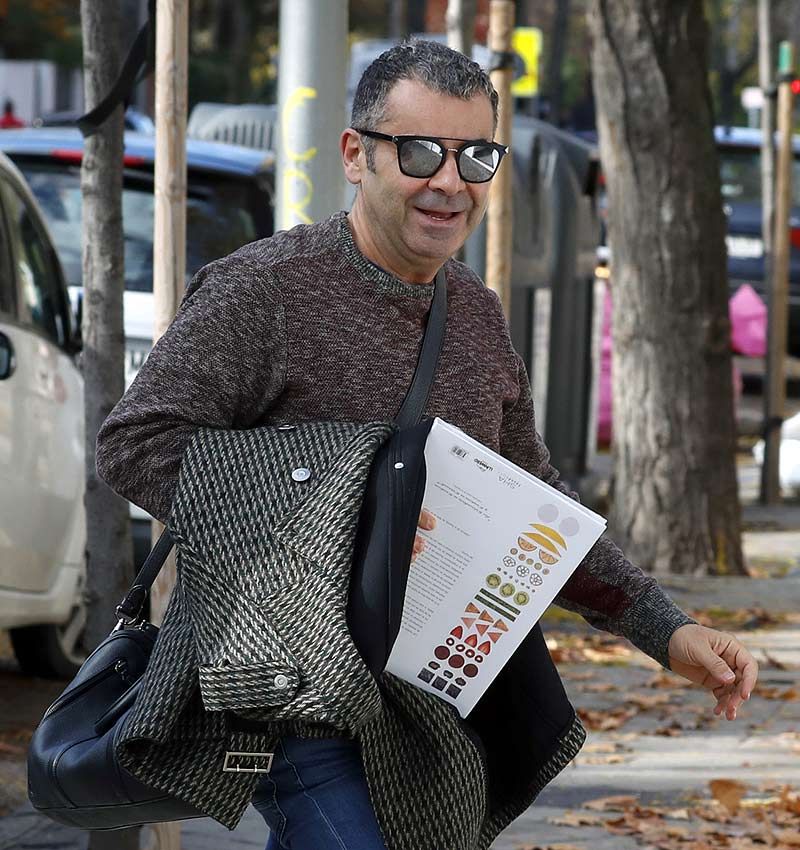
[341,128,365,186]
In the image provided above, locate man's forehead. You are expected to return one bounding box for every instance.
[379,79,494,137]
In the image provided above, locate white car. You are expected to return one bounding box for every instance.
[0,128,275,569]
[0,150,86,678]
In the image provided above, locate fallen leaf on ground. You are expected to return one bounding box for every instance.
[583,794,639,811]
[710,779,749,814]
[548,810,608,827]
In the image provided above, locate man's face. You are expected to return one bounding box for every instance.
[342,79,496,282]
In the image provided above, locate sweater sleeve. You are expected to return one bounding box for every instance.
[95,257,287,524]
[499,351,697,671]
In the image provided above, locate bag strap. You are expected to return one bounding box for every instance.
[395,266,447,428]
[115,266,448,623]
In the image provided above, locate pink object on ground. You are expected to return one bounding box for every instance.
[729,283,767,357]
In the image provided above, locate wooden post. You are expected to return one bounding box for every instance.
[485,0,515,316]
[757,0,775,503]
[761,41,795,504]
[146,0,188,847]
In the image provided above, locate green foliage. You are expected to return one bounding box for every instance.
[1,0,82,66]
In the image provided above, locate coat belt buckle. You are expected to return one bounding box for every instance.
[223,751,274,774]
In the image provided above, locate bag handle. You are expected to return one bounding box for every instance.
[115,266,448,624]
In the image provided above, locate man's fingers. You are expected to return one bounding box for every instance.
[418,508,436,531]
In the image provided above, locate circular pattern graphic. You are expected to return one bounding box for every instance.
[446,637,455,647]
[514,591,529,606]
[456,643,465,652]
[448,654,464,669]
[475,654,483,663]
[463,664,479,678]
[538,504,559,523]
[465,648,475,659]
[518,553,526,561]
[434,645,449,660]
[516,564,530,577]
[500,582,515,597]
[543,569,550,575]
[560,517,580,537]
[526,558,534,565]
[531,574,543,586]
[510,548,518,555]
[486,573,501,588]
[503,555,516,568]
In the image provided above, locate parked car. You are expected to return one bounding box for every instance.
[716,125,800,357]
[0,150,86,677]
[0,127,275,568]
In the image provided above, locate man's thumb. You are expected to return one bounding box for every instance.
[705,654,736,684]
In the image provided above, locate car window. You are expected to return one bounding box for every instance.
[17,162,266,293]
[0,186,15,316]
[0,178,68,346]
[719,147,800,206]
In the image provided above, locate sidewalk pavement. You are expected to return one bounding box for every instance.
[1,474,798,850]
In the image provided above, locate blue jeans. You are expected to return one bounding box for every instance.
[251,736,388,850]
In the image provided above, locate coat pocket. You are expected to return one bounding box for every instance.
[257,570,383,732]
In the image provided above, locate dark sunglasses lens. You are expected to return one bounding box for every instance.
[399,138,444,177]
[459,144,502,182]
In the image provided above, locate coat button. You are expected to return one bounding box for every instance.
[274,674,289,689]
[291,468,311,482]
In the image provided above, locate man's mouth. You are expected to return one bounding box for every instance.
[416,208,463,222]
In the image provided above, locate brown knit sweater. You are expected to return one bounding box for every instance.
[96,211,695,669]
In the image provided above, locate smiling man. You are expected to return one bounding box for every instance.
[95,39,758,850]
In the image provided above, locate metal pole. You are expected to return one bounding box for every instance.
[758,0,776,502]
[761,41,794,504]
[149,1,188,843]
[276,0,348,231]
[485,0,515,316]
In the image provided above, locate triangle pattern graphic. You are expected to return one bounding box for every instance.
[461,617,476,629]
[465,602,480,615]
[493,619,508,632]
[476,623,490,636]
[479,610,493,623]
[488,631,502,643]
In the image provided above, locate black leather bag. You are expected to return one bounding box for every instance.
[27,268,447,830]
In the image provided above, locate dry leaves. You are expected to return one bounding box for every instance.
[536,784,800,850]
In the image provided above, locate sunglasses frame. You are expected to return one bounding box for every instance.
[353,129,509,184]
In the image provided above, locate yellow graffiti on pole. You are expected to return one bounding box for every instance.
[282,86,318,227]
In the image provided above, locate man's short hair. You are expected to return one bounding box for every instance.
[350,39,499,171]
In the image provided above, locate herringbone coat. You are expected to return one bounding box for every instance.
[116,419,586,850]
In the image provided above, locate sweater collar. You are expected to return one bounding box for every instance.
[335,211,437,300]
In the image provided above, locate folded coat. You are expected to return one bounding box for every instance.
[116,418,589,849]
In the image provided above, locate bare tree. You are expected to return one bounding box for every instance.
[588,0,745,576]
[80,0,138,845]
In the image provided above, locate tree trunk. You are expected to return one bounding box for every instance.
[446,0,477,56]
[588,0,745,576]
[80,0,138,846]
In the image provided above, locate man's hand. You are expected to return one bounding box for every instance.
[667,623,759,721]
[411,508,437,562]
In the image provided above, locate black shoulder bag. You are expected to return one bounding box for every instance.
[27,268,447,830]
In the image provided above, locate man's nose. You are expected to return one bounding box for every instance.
[427,149,464,195]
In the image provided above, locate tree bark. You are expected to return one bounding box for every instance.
[80,0,138,844]
[446,0,477,56]
[588,0,745,576]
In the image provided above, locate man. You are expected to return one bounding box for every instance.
[0,99,24,129]
[96,40,757,850]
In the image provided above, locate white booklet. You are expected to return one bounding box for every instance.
[385,417,607,717]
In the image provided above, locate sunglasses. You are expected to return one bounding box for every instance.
[353,129,509,184]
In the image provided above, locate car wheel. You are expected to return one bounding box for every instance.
[9,602,87,679]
